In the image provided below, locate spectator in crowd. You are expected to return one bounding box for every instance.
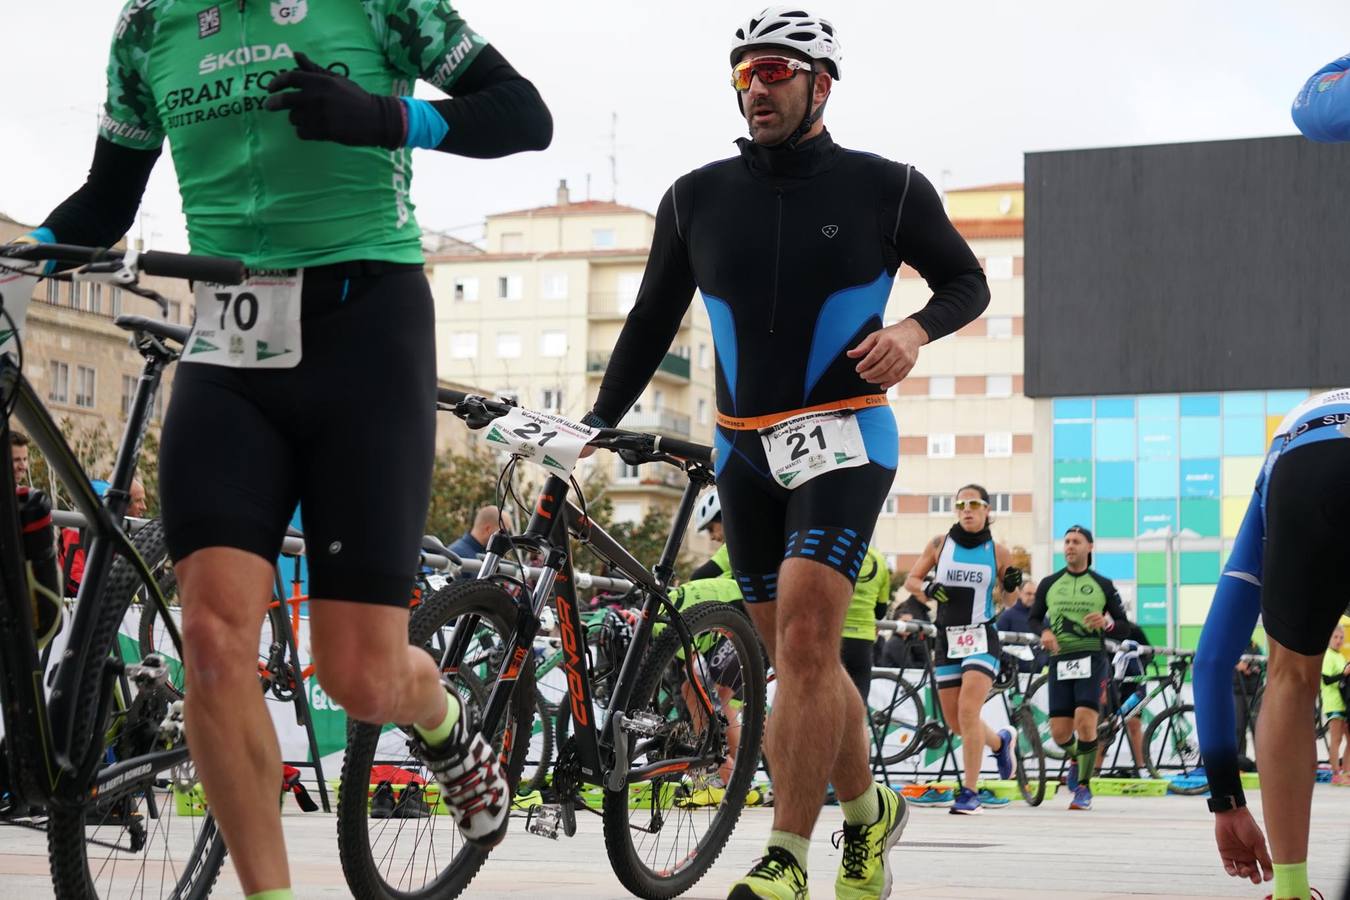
[1233,638,1264,772]
[10,430,30,485]
[447,505,512,573]
[995,576,1046,673]
[877,593,932,669]
[60,476,147,597]
[1321,624,1349,785]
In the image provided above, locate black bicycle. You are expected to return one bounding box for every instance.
[0,242,244,898]
[337,390,767,900]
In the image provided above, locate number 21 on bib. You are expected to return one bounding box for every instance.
[186,271,302,368]
[759,409,866,489]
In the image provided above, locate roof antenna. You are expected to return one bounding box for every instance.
[608,112,618,202]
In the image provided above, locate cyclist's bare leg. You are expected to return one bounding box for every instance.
[947,671,996,790]
[745,558,871,838]
[1257,640,1320,864]
[1048,715,1075,747]
[178,548,289,895]
[1073,707,1099,743]
[1125,716,1146,769]
[309,599,453,731]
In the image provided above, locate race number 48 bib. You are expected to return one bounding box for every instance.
[187,271,302,368]
[945,624,988,659]
[759,409,867,490]
[1057,656,1092,680]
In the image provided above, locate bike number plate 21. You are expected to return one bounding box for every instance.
[485,406,598,478]
[187,271,302,369]
[760,409,866,490]
[945,624,988,659]
[1057,656,1092,680]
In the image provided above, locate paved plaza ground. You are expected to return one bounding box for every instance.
[1,786,1346,898]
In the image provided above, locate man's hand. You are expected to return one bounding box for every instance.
[1214,807,1273,884]
[265,53,405,149]
[1083,612,1110,631]
[1040,629,1059,654]
[846,319,927,389]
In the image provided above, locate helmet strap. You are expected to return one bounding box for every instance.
[781,71,825,150]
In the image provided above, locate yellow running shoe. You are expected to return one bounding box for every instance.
[833,787,909,900]
[728,846,809,899]
[676,784,726,808]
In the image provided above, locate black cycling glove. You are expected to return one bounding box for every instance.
[264,53,405,149]
[1000,567,1023,593]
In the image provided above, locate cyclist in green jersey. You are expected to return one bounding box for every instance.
[1029,526,1130,811]
[17,3,550,898]
[842,545,890,702]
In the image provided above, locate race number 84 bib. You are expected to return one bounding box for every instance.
[759,409,867,490]
[1057,656,1092,680]
[187,271,302,368]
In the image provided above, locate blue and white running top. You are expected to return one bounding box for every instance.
[933,536,998,629]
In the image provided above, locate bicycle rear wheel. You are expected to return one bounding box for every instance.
[337,580,533,900]
[602,601,766,899]
[867,670,925,767]
[1021,673,1063,759]
[47,518,228,899]
[1012,705,1048,806]
[1145,703,1206,793]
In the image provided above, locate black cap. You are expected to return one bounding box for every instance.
[1064,524,1094,544]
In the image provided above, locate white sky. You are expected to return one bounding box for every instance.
[2,1,1347,250]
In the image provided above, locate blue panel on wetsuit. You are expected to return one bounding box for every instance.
[855,405,898,469]
[713,427,733,478]
[802,270,892,403]
[702,293,738,412]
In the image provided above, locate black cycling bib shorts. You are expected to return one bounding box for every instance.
[159,265,436,606]
[1048,651,1111,718]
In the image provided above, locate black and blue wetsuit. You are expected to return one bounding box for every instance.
[589,130,988,600]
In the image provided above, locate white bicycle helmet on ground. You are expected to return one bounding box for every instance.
[694,489,722,531]
[730,6,843,80]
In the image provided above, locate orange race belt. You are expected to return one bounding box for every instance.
[715,393,888,431]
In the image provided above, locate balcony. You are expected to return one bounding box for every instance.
[588,292,636,320]
[587,351,691,383]
[617,408,691,437]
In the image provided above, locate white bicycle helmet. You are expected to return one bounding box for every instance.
[693,489,722,531]
[730,6,843,80]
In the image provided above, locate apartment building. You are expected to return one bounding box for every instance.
[875,183,1030,578]
[427,181,716,525]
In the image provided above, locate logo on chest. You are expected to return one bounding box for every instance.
[271,0,308,25]
[198,5,221,38]
[821,224,838,238]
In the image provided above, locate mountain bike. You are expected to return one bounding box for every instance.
[337,391,767,900]
[0,241,244,898]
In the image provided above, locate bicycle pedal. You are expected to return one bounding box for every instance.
[126,654,169,688]
[525,804,561,840]
[621,712,665,736]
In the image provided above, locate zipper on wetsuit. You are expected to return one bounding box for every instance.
[769,188,783,334]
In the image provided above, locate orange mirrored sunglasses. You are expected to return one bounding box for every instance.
[731,56,814,92]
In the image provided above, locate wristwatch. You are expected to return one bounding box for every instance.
[1207,793,1246,813]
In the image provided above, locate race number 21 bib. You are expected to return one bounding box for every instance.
[945,624,988,659]
[759,409,867,490]
[186,271,302,368]
[1057,656,1092,680]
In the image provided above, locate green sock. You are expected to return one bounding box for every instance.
[413,688,461,748]
[840,783,881,826]
[1076,739,1098,789]
[245,890,294,900]
[767,830,811,870]
[1271,861,1310,899]
[1059,737,1078,758]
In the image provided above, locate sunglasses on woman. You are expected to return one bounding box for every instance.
[731,56,814,92]
[954,498,989,510]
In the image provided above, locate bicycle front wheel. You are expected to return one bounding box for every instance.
[1013,705,1048,806]
[1145,703,1206,793]
[602,600,766,899]
[867,670,926,767]
[337,579,533,900]
[1022,672,1063,759]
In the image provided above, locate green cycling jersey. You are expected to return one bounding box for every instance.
[1029,566,1129,657]
[842,546,889,642]
[101,0,488,268]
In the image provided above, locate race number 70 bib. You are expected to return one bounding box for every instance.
[759,409,867,490]
[186,271,302,368]
[945,624,988,659]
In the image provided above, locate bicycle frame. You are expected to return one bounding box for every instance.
[439,469,720,792]
[0,346,178,809]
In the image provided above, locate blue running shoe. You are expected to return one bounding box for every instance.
[976,788,1010,808]
[949,786,982,815]
[1069,785,1092,810]
[908,786,953,807]
[994,729,1015,780]
[1066,759,1079,792]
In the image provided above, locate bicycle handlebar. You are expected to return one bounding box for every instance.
[1,243,246,285]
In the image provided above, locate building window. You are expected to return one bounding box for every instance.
[109,288,122,317]
[592,228,616,249]
[539,331,567,358]
[45,279,59,304]
[495,332,522,359]
[541,273,568,300]
[166,300,182,323]
[48,361,69,404]
[453,277,479,302]
[497,275,522,300]
[929,376,955,398]
[697,397,709,425]
[929,495,953,514]
[617,459,640,480]
[652,389,664,410]
[613,501,642,524]
[449,332,478,359]
[500,232,524,253]
[984,432,1012,457]
[540,388,563,412]
[88,284,102,314]
[75,366,96,409]
[617,273,642,313]
[991,492,1012,514]
[121,374,137,417]
[883,495,898,515]
[698,343,710,370]
[928,433,955,458]
[67,281,82,309]
[987,316,1012,339]
[986,374,1012,397]
[985,255,1014,280]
